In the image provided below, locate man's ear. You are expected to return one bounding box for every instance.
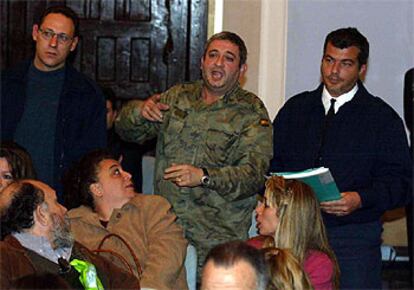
[32,24,39,42]
[200,56,205,70]
[359,64,367,79]
[34,203,49,227]
[90,183,103,198]
[70,36,79,52]
[240,63,247,75]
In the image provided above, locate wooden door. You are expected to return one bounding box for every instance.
[1,0,207,99]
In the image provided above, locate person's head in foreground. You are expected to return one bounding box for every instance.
[0,179,71,248]
[256,175,339,288]
[201,241,268,290]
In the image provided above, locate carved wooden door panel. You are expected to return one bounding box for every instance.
[1,0,207,99]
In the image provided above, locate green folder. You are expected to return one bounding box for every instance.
[271,167,341,202]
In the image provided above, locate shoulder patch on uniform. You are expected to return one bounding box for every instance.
[259,119,270,127]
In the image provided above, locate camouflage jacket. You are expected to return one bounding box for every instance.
[116,81,273,263]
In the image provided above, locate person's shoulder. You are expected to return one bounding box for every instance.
[0,239,11,251]
[285,86,322,108]
[0,238,23,262]
[130,193,171,208]
[274,87,321,124]
[357,85,403,120]
[231,87,270,117]
[0,235,24,252]
[64,64,102,95]
[158,81,201,105]
[65,63,90,82]
[162,80,201,97]
[67,205,94,219]
[232,86,260,103]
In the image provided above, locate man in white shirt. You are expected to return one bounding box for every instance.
[270,27,412,289]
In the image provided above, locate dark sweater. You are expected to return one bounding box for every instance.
[1,60,107,199]
[270,82,412,227]
[14,63,65,185]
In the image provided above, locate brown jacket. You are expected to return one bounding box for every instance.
[0,235,140,289]
[68,194,188,290]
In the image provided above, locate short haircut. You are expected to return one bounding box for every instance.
[203,241,268,290]
[0,181,45,239]
[37,5,79,37]
[323,27,369,67]
[62,149,115,210]
[203,31,247,67]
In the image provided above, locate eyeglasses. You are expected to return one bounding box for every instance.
[38,27,74,45]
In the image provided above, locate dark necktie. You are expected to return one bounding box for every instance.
[315,98,337,166]
[326,98,336,122]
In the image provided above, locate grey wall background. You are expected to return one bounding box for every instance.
[286,0,414,119]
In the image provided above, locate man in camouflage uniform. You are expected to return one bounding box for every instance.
[115,31,273,272]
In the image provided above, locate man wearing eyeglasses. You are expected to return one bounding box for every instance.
[1,6,106,203]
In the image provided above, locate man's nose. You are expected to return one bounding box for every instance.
[215,55,224,66]
[49,35,58,47]
[255,202,264,214]
[122,170,132,180]
[331,61,340,74]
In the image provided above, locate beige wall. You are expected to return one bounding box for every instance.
[211,0,287,120]
[223,0,261,93]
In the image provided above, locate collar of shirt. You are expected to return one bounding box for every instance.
[200,80,240,103]
[322,83,358,114]
[13,232,72,264]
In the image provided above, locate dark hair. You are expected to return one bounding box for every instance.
[203,241,268,290]
[0,141,36,180]
[1,181,45,239]
[323,27,369,68]
[63,149,115,210]
[203,31,247,67]
[38,5,79,37]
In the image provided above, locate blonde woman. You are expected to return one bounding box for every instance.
[248,176,339,290]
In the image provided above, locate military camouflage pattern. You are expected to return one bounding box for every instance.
[115,80,273,271]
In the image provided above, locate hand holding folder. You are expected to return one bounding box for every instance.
[271,167,341,202]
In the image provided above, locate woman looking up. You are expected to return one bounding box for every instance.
[65,149,188,290]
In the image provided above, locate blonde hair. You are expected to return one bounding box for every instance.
[264,247,313,290]
[263,176,340,289]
